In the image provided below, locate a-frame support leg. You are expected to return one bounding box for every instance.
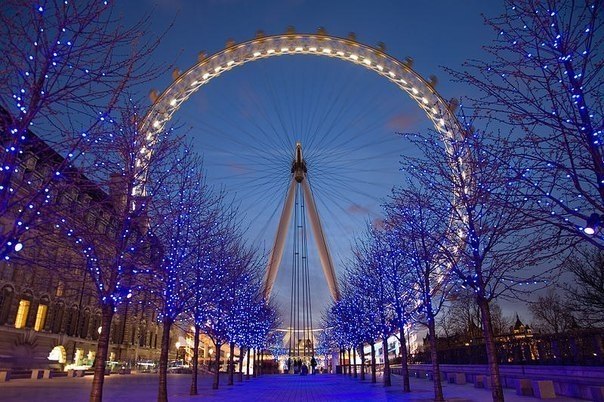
[263,178,297,298]
[302,179,340,300]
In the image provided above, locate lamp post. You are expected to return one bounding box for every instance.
[583,213,604,235]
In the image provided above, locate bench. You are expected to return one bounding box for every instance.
[449,372,466,385]
[532,380,556,399]
[31,369,52,379]
[591,386,604,402]
[516,378,534,396]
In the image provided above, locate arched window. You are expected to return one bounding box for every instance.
[79,308,91,339]
[138,321,147,347]
[34,296,50,331]
[0,286,14,325]
[55,281,64,297]
[110,319,118,344]
[64,305,78,336]
[52,302,65,334]
[90,313,101,340]
[14,291,33,329]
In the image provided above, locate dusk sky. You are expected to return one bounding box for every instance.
[116,1,508,325]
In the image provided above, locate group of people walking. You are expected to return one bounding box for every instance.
[287,356,317,375]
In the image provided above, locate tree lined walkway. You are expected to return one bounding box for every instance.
[0,372,586,402]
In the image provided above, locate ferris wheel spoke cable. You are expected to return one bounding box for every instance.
[193,116,289,167]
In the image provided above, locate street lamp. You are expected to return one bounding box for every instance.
[584,213,603,235]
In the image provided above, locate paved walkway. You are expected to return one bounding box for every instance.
[0,372,587,401]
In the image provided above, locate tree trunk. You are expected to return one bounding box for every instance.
[228,342,235,385]
[238,346,244,382]
[157,316,173,402]
[370,342,376,383]
[478,297,504,402]
[399,327,411,392]
[353,347,357,378]
[89,303,114,402]
[190,325,200,395]
[339,349,344,374]
[246,348,250,379]
[348,348,352,376]
[252,348,257,378]
[383,337,391,387]
[213,341,221,389]
[359,344,365,381]
[427,317,444,402]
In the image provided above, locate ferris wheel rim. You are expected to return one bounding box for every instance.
[140,31,462,152]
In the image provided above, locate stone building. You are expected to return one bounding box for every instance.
[0,124,166,371]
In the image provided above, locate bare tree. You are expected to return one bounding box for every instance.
[448,0,604,248]
[490,303,514,336]
[437,290,483,340]
[438,290,512,339]
[0,0,164,262]
[529,288,577,333]
[560,245,604,326]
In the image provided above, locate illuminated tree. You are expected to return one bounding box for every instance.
[149,146,217,402]
[188,201,229,395]
[0,0,162,265]
[348,231,396,387]
[51,103,179,402]
[314,328,336,373]
[325,279,380,382]
[223,252,267,385]
[397,120,555,402]
[386,186,453,402]
[449,0,603,247]
[369,226,414,391]
[192,226,273,390]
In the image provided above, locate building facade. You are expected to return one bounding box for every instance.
[0,126,166,371]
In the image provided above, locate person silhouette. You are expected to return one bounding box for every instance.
[310,356,317,374]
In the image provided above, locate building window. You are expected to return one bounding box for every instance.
[52,303,65,333]
[15,299,30,329]
[65,307,78,336]
[34,304,48,331]
[0,286,14,324]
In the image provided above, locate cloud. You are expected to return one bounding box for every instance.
[387,110,422,131]
[347,203,371,215]
[372,217,385,229]
[228,162,247,174]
